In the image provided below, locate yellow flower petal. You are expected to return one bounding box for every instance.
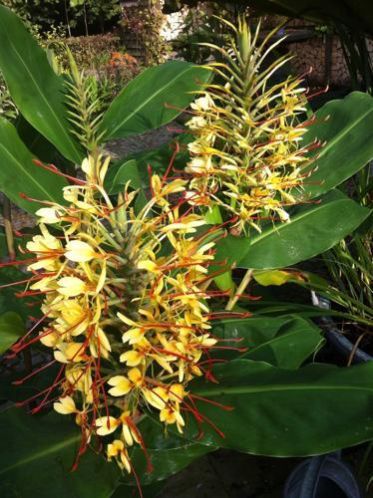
[95,416,118,435]
[57,277,86,297]
[35,207,62,224]
[119,350,143,366]
[65,240,97,262]
[128,367,143,386]
[107,375,132,396]
[53,396,76,415]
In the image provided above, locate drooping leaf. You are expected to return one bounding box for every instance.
[0,5,82,163]
[0,117,67,213]
[101,62,210,140]
[214,190,371,270]
[0,311,24,354]
[212,315,323,368]
[301,92,373,199]
[188,359,373,456]
[0,408,121,498]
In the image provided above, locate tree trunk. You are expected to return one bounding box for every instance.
[64,0,72,37]
[83,2,89,36]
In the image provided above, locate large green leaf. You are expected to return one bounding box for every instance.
[301,92,373,199]
[0,5,82,163]
[0,311,24,354]
[129,437,213,486]
[212,315,323,368]
[214,190,371,270]
[116,416,215,487]
[0,409,121,498]
[0,117,67,213]
[188,359,373,456]
[101,62,210,140]
[112,482,165,498]
[0,406,211,498]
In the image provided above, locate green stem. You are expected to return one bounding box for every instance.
[225,269,253,311]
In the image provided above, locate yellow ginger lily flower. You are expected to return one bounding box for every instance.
[107,368,143,397]
[107,440,131,473]
[54,342,86,363]
[96,411,140,446]
[185,17,314,233]
[22,152,220,473]
[65,240,97,262]
[53,396,77,415]
[57,277,87,297]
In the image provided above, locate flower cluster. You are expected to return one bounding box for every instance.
[185,17,313,233]
[108,51,139,79]
[21,154,218,472]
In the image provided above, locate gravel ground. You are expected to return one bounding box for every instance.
[105,123,178,160]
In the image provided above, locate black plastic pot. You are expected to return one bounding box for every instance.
[283,453,363,498]
[283,294,370,498]
[311,292,373,363]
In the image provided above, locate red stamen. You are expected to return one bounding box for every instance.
[12,359,56,385]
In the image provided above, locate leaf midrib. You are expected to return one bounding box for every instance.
[3,28,80,160]
[0,435,79,475]
[196,384,373,397]
[106,64,193,137]
[248,198,343,247]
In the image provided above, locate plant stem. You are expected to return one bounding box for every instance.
[225,268,253,311]
[2,196,15,261]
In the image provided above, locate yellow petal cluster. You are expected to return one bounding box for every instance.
[185,17,313,233]
[25,153,218,472]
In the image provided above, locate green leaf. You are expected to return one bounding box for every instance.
[112,482,165,498]
[212,315,323,368]
[0,311,24,354]
[122,417,215,486]
[105,159,142,194]
[105,158,148,212]
[101,62,210,140]
[0,409,121,498]
[0,5,82,163]
[301,92,373,199]
[189,360,373,456]
[0,117,67,213]
[129,440,213,486]
[215,190,371,270]
[15,115,73,170]
[253,269,295,286]
[243,318,323,368]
